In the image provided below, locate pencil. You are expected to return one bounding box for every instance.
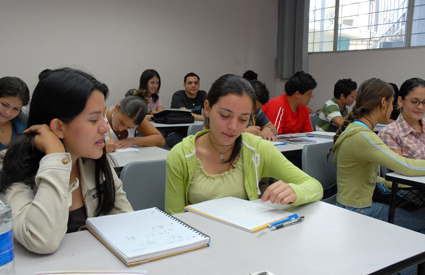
[252,116,255,126]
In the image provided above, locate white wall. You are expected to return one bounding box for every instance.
[308,47,425,111]
[0,0,278,108]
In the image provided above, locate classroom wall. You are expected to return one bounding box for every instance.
[307,47,425,111]
[0,0,278,109]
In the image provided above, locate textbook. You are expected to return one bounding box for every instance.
[86,208,210,267]
[276,135,317,145]
[184,197,295,233]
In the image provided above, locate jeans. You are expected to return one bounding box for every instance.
[338,201,425,234]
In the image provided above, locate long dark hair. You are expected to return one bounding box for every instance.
[0,76,30,106]
[334,78,393,143]
[139,69,161,103]
[0,68,117,216]
[205,74,256,165]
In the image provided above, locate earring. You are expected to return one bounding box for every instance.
[207,117,210,126]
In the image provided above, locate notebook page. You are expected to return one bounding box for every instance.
[186,197,293,230]
[87,208,209,262]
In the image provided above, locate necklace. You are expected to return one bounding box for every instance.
[108,110,121,138]
[208,133,234,162]
[0,121,9,133]
[362,116,375,130]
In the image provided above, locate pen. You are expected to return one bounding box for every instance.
[271,216,305,230]
[268,214,299,227]
[274,142,287,146]
[252,116,256,126]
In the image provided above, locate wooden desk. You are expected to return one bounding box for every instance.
[385,172,425,223]
[110,146,169,172]
[150,120,204,128]
[14,202,425,275]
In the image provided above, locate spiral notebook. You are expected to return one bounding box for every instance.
[184,197,295,233]
[86,208,210,266]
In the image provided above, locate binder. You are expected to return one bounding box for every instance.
[86,208,210,266]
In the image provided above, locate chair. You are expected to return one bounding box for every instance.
[187,123,204,136]
[119,159,166,211]
[301,141,337,204]
[309,114,319,131]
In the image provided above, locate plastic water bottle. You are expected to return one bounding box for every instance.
[0,197,14,275]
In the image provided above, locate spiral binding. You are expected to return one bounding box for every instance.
[154,207,211,242]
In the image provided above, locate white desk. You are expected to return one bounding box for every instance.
[14,202,425,275]
[385,172,425,223]
[109,146,169,171]
[274,132,334,154]
[150,120,204,128]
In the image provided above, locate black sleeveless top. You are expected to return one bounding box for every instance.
[67,206,87,233]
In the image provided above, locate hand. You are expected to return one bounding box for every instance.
[23,124,65,155]
[260,127,277,141]
[261,181,297,205]
[116,138,136,149]
[105,140,122,153]
[244,126,262,136]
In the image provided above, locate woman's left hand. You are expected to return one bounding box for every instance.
[261,181,297,205]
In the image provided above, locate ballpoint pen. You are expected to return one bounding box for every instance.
[271,216,305,230]
[268,213,299,227]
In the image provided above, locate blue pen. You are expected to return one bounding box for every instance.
[268,213,299,227]
[271,216,305,230]
[307,135,314,137]
[274,142,287,146]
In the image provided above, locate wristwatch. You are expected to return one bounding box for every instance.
[148,109,153,115]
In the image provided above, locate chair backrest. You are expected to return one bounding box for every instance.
[310,114,319,131]
[187,123,204,136]
[119,159,166,211]
[301,141,337,203]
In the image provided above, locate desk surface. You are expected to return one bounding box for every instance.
[386,172,425,188]
[275,132,334,153]
[151,120,204,128]
[109,146,169,169]
[14,202,425,275]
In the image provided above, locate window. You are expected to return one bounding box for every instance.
[309,0,425,52]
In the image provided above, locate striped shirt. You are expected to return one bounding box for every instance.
[316,97,348,132]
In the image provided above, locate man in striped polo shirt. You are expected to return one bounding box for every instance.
[316,79,357,132]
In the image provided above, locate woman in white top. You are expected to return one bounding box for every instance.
[105,90,165,153]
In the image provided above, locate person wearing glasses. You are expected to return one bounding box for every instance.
[379,78,425,159]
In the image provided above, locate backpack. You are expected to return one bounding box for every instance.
[152,109,195,124]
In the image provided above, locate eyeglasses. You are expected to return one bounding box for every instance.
[405,99,425,107]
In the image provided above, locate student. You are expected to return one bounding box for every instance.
[165,73,207,149]
[316,78,357,132]
[332,78,425,232]
[105,90,165,152]
[244,81,277,141]
[165,74,323,215]
[171,72,207,121]
[379,78,425,158]
[0,68,133,254]
[262,71,317,135]
[242,70,258,81]
[0,76,30,148]
[138,69,163,121]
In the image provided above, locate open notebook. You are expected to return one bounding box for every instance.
[86,208,210,266]
[184,197,295,233]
